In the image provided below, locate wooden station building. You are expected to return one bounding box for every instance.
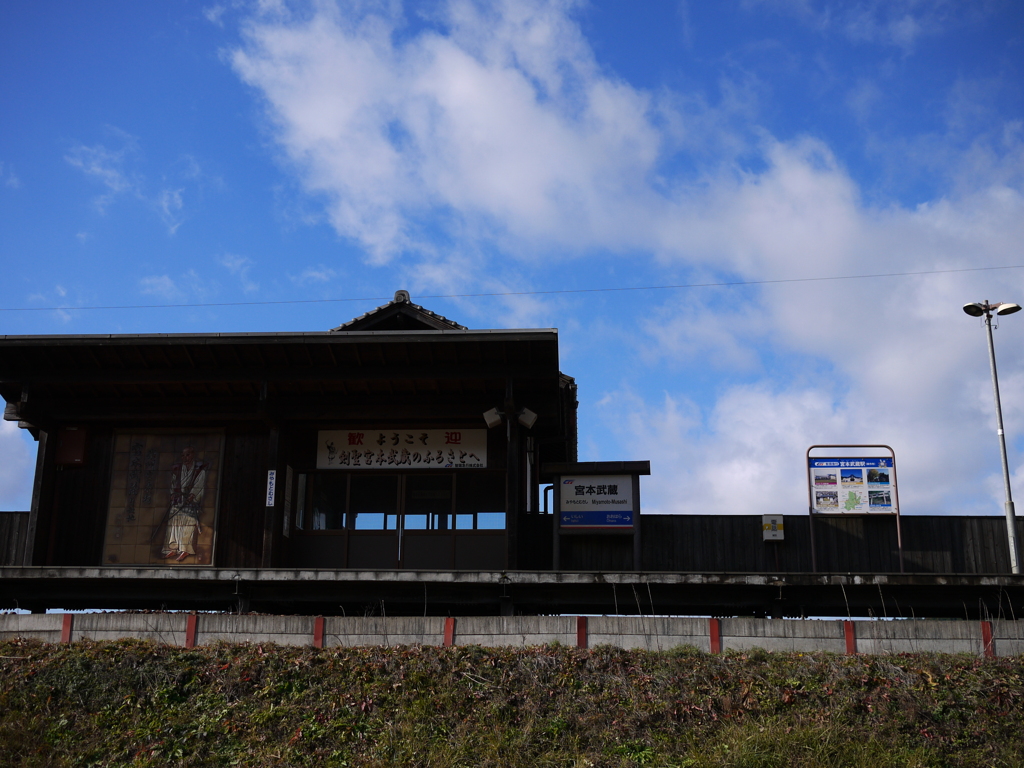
[1,291,578,576]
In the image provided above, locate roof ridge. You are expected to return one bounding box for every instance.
[330,290,467,331]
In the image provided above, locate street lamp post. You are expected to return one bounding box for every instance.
[963,300,1022,574]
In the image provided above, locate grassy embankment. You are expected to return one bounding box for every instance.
[1,638,1022,767]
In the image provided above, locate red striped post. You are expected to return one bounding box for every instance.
[60,613,73,644]
[443,617,456,647]
[844,620,856,654]
[709,618,721,654]
[184,611,198,649]
[576,616,588,649]
[313,616,325,649]
[981,620,994,659]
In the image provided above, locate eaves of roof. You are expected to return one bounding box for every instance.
[0,328,557,345]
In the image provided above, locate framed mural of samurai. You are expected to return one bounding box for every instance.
[102,431,224,566]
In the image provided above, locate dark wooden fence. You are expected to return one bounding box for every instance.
[643,515,1024,574]
[3,509,1023,574]
[549,514,1024,574]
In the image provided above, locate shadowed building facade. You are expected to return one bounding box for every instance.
[0,291,578,575]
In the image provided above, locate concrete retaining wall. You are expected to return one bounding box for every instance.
[454,616,576,647]
[0,613,63,643]
[589,616,709,651]
[74,613,185,646]
[854,619,981,655]
[0,613,1021,657]
[991,619,1024,656]
[196,614,315,647]
[325,617,445,647]
[721,618,846,654]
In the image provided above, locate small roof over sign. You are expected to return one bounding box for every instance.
[331,290,468,332]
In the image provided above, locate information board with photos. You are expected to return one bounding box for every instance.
[809,457,897,514]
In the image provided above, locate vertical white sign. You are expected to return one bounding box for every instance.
[266,469,277,507]
[282,466,293,537]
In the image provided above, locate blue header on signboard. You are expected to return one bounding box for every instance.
[809,458,892,468]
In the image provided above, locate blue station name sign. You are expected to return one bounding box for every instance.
[559,474,634,529]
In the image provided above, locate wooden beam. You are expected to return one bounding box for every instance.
[0,362,556,385]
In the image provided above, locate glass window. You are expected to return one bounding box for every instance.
[456,472,505,529]
[404,514,428,530]
[354,513,384,530]
[299,472,505,531]
[477,512,506,530]
[310,474,347,530]
[350,475,399,530]
[406,475,452,530]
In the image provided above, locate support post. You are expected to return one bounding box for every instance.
[632,473,642,570]
[981,620,994,658]
[184,612,198,649]
[24,430,48,566]
[984,311,1021,574]
[709,618,721,654]
[60,613,73,644]
[552,479,561,570]
[505,380,520,569]
[844,620,856,655]
[262,428,279,568]
[576,616,588,649]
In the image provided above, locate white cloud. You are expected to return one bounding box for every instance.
[64,128,142,212]
[0,421,36,511]
[65,131,209,234]
[0,160,20,189]
[290,265,337,285]
[846,78,882,124]
[231,0,665,262]
[599,385,852,515]
[140,270,218,301]
[220,254,259,293]
[228,0,1024,517]
[139,275,179,298]
[745,0,965,51]
[204,3,228,26]
[158,188,185,234]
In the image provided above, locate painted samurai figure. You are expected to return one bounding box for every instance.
[161,446,207,562]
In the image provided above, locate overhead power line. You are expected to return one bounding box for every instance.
[2,264,1022,313]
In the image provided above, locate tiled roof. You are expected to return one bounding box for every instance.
[330,290,467,331]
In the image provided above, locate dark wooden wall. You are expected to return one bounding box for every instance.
[38,429,114,567]
[9,460,1024,575]
[519,514,554,570]
[0,512,29,566]
[623,514,1024,574]
[214,430,270,568]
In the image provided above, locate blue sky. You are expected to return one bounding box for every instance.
[2,0,1024,516]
